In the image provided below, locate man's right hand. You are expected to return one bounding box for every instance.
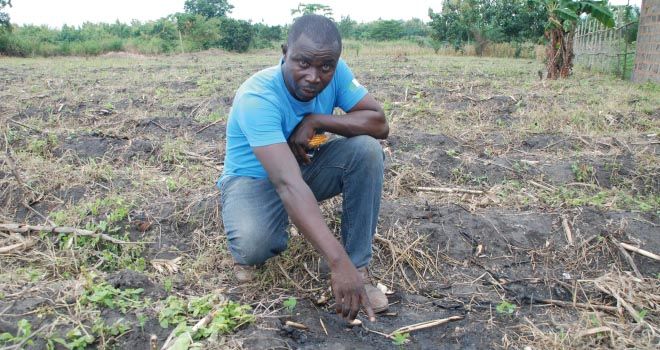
[330,258,376,322]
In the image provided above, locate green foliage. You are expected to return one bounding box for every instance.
[545,0,615,31]
[49,327,95,350]
[283,297,297,312]
[184,0,233,19]
[0,319,33,347]
[195,302,254,339]
[428,0,547,51]
[291,3,334,17]
[496,300,517,315]
[80,281,145,313]
[0,0,10,31]
[159,296,189,328]
[219,18,254,53]
[367,20,406,41]
[391,331,410,345]
[571,162,595,183]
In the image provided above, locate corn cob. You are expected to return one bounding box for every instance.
[308,134,329,148]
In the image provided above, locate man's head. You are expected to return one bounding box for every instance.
[282,14,342,102]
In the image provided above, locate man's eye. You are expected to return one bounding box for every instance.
[322,64,332,72]
[299,60,309,68]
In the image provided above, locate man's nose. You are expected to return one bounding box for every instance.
[305,68,321,84]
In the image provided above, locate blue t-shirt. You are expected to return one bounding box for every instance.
[219,58,368,184]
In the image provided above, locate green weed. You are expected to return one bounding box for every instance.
[0,319,34,347]
[283,297,297,313]
[496,300,516,315]
[80,281,144,313]
[391,331,410,346]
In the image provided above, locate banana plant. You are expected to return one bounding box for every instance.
[542,0,615,79]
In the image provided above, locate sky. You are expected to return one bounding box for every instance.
[4,0,643,28]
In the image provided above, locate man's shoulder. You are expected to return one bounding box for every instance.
[235,65,283,105]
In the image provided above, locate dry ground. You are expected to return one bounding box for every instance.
[0,48,658,349]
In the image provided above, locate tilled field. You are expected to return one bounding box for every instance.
[0,50,658,349]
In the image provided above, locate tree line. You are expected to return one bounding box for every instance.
[0,0,639,60]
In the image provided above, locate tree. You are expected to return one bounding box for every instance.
[542,0,614,79]
[184,0,233,19]
[219,18,254,52]
[367,20,405,41]
[0,0,12,30]
[291,3,333,18]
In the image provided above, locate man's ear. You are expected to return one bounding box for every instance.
[281,43,288,56]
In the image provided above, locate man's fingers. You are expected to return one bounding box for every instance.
[361,291,376,322]
[348,293,360,321]
[333,289,343,315]
[296,144,311,164]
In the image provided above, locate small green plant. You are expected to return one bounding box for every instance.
[49,326,95,350]
[195,301,254,339]
[159,296,188,328]
[80,281,144,313]
[283,297,297,313]
[391,331,409,346]
[163,278,173,293]
[496,300,516,315]
[0,319,33,347]
[92,319,130,339]
[445,149,459,157]
[571,162,595,183]
[636,309,648,322]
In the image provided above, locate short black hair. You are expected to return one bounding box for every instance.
[287,14,341,54]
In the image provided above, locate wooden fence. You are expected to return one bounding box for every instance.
[574,18,637,79]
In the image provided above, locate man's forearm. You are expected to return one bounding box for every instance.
[273,177,350,267]
[308,110,389,139]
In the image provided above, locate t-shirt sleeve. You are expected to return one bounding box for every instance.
[334,59,368,112]
[233,93,286,147]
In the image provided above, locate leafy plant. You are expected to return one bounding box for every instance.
[80,281,144,313]
[283,297,297,313]
[195,301,254,339]
[496,300,516,315]
[159,296,188,328]
[391,331,410,346]
[49,327,95,350]
[0,319,33,347]
[571,162,594,183]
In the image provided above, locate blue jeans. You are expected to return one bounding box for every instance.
[220,135,384,269]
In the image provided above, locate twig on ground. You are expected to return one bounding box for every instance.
[285,321,308,330]
[617,242,659,261]
[195,118,224,134]
[389,316,464,336]
[561,215,574,245]
[0,223,141,245]
[528,180,555,191]
[578,326,612,338]
[535,298,618,313]
[0,238,36,254]
[611,238,642,278]
[413,186,484,195]
[319,318,328,336]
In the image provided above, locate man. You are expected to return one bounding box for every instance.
[218,14,389,322]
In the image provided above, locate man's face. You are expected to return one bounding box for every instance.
[282,34,340,102]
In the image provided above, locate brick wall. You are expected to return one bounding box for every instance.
[632,0,660,82]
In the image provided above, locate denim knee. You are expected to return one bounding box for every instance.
[228,222,288,266]
[349,135,384,169]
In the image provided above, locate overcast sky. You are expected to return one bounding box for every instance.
[5,0,643,28]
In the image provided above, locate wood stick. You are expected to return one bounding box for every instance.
[561,215,574,245]
[285,321,308,330]
[536,298,618,313]
[578,326,612,338]
[414,186,483,195]
[389,316,463,336]
[611,239,642,278]
[0,239,36,254]
[0,223,139,245]
[319,318,328,336]
[618,242,660,261]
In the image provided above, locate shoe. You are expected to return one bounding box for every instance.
[357,267,389,313]
[233,264,256,283]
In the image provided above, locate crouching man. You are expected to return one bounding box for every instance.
[218,14,389,322]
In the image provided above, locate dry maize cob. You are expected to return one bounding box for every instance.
[308,134,329,148]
